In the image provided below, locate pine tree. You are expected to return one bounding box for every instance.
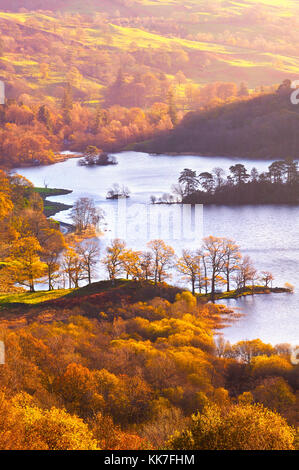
[62,82,73,125]
[167,89,178,126]
[38,105,53,132]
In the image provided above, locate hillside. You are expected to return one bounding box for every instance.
[0,1,299,101]
[1,3,299,167]
[0,279,297,450]
[0,166,298,450]
[136,88,299,159]
[0,280,185,326]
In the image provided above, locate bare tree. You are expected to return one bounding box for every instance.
[222,238,241,292]
[198,250,209,294]
[171,183,185,202]
[215,335,233,358]
[202,236,226,301]
[212,167,226,188]
[76,239,101,285]
[140,251,154,281]
[235,255,257,290]
[260,271,274,288]
[70,197,103,233]
[106,184,130,199]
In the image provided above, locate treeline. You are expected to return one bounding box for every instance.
[0,170,282,302]
[0,97,174,167]
[0,179,274,300]
[86,237,273,301]
[0,10,279,168]
[137,84,299,160]
[0,170,66,291]
[156,161,299,205]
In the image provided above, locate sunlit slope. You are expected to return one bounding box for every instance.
[1,2,299,92]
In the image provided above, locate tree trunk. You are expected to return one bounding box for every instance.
[202,258,208,294]
[226,273,230,292]
[211,272,215,303]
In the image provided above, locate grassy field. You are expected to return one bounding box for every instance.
[0,289,73,306]
[0,1,299,101]
[33,187,72,217]
[0,281,290,309]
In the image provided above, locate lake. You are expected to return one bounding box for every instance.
[17,151,299,346]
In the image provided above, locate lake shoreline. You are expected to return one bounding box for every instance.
[146,151,285,161]
[207,286,292,302]
[34,187,73,218]
[16,151,299,345]
[10,149,292,170]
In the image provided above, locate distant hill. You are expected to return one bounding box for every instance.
[0,0,145,14]
[0,2,299,87]
[135,90,299,160]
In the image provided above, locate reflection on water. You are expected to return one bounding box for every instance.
[17,152,299,345]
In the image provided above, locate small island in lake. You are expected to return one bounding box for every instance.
[79,145,118,167]
[151,161,299,205]
[106,183,131,199]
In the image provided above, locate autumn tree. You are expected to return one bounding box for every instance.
[102,239,126,284]
[0,171,13,220]
[260,271,274,288]
[252,377,296,415]
[168,403,295,450]
[176,249,201,294]
[6,236,47,292]
[232,339,275,364]
[41,229,66,290]
[90,412,148,450]
[82,145,100,165]
[54,363,103,418]
[120,249,143,281]
[147,239,175,285]
[235,255,257,290]
[62,246,84,289]
[0,392,98,450]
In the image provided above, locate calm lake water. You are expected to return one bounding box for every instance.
[17,152,299,346]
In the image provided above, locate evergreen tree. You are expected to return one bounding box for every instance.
[38,105,53,132]
[62,82,73,125]
[167,89,178,126]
